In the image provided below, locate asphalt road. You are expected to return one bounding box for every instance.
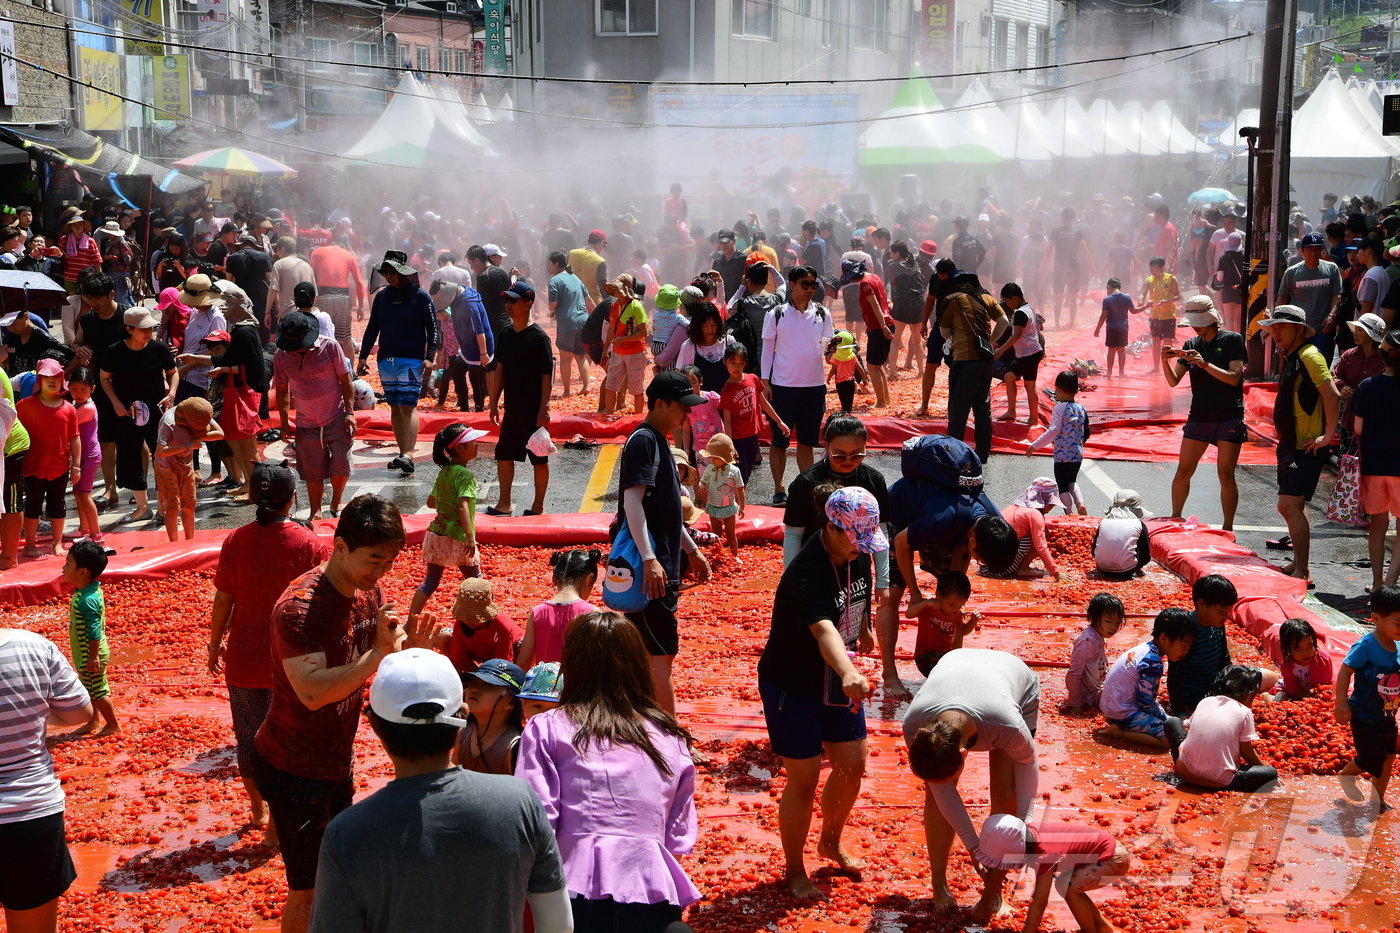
[151,432,1377,630]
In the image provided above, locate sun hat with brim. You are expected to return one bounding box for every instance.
[655,284,682,311]
[450,427,489,447]
[704,432,737,464]
[180,273,218,309]
[155,287,190,313]
[1347,312,1388,345]
[825,486,888,554]
[369,648,469,728]
[174,397,215,431]
[35,357,65,381]
[518,662,562,702]
[430,279,463,312]
[201,329,232,345]
[1258,304,1315,337]
[467,658,526,695]
[1106,489,1152,519]
[918,239,939,257]
[978,814,1029,872]
[96,220,123,238]
[1179,294,1222,329]
[276,310,318,352]
[378,250,416,276]
[680,495,703,525]
[454,577,500,627]
[1013,477,1060,510]
[124,307,157,329]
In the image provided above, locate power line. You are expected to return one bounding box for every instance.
[36,15,1256,88]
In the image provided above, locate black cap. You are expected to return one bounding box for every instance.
[219,222,239,235]
[717,228,736,242]
[293,281,317,309]
[276,309,318,352]
[250,460,297,507]
[646,370,705,407]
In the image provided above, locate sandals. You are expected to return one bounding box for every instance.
[119,510,153,525]
[482,506,513,517]
[1265,535,1293,551]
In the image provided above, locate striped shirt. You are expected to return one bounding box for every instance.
[57,233,102,283]
[0,630,89,824]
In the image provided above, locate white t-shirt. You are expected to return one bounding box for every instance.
[0,630,89,824]
[1094,516,1146,574]
[1176,694,1257,787]
[760,302,834,388]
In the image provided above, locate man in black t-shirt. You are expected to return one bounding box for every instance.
[487,283,552,518]
[616,371,712,715]
[1045,208,1095,329]
[1161,296,1248,531]
[711,229,746,300]
[226,237,274,343]
[468,245,513,336]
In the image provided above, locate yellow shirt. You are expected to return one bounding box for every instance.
[1291,344,1333,444]
[567,247,605,304]
[1145,273,1179,320]
[748,243,779,267]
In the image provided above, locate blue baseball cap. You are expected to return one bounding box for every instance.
[504,281,535,302]
[468,658,526,694]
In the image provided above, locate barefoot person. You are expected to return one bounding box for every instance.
[759,486,882,897]
[903,648,1041,922]
[273,311,356,520]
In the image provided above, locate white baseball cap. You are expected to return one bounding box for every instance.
[482,243,508,258]
[369,648,468,727]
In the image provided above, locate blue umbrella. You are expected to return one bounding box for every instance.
[1188,187,1236,204]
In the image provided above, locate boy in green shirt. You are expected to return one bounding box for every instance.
[64,538,118,735]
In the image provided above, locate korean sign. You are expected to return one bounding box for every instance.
[482,0,505,73]
[921,0,955,73]
[78,47,122,131]
[151,55,191,121]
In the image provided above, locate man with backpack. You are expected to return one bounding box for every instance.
[761,265,835,505]
[729,262,780,374]
[936,266,1010,463]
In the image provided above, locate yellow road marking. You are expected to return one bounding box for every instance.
[580,445,620,512]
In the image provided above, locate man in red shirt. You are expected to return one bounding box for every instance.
[252,494,434,933]
[308,235,367,360]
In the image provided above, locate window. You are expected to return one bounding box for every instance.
[597,0,657,35]
[456,48,468,73]
[1015,23,1028,69]
[308,37,333,72]
[439,47,451,71]
[955,20,965,67]
[853,0,887,51]
[350,40,376,73]
[1037,27,1050,69]
[798,0,811,12]
[732,0,773,38]
[416,45,431,71]
[992,18,1008,70]
[823,0,841,47]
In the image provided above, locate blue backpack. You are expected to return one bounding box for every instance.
[900,434,984,492]
[602,520,652,614]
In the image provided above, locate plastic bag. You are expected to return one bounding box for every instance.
[526,426,557,458]
[1325,452,1368,527]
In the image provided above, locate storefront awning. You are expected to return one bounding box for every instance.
[0,123,205,196]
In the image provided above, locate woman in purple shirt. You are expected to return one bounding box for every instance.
[516,610,700,931]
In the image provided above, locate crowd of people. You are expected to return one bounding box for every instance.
[2,181,1400,933]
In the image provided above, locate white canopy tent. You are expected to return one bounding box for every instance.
[949,79,1054,163]
[342,73,494,168]
[1290,70,1396,209]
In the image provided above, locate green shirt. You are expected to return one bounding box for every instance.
[69,581,105,645]
[0,369,29,456]
[427,463,478,542]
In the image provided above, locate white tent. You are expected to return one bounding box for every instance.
[497,92,517,123]
[1144,101,1214,155]
[948,79,1053,162]
[1004,98,1094,159]
[1109,100,1167,156]
[1291,70,1395,208]
[1218,107,1260,149]
[342,73,494,168]
[470,92,494,124]
[427,80,492,150]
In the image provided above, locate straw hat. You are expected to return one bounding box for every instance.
[452,578,499,627]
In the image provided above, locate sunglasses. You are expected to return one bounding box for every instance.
[828,451,866,463]
[794,279,818,289]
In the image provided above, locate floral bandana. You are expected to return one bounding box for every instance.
[825,486,888,554]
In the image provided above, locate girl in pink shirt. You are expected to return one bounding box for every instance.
[1266,617,1337,701]
[1166,664,1278,791]
[517,548,599,669]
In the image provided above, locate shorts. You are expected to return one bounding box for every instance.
[1105,328,1128,349]
[1150,317,1177,340]
[22,473,66,520]
[769,383,825,449]
[73,455,101,495]
[759,678,867,760]
[915,649,948,676]
[556,326,584,357]
[605,351,647,395]
[377,357,425,407]
[294,419,354,482]
[72,636,111,699]
[1009,351,1044,381]
[252,751,355,891]
[1277,445,1329,501]
[1109,708,1166,739]
[153,457,196,514]
[495,412,548,464]
[1057,842,1131,896]
[925,330,945,366]
[1183,419,1248,446]
[866,328,891,367]
[1362,474,1400,517]
[1052,269,1079,294]
[227,685,272,777]
[0,811,76,911]
[93,393,119,444]
[626,580,680,657]
[3,451,24,514]
[1351,716,1398,777]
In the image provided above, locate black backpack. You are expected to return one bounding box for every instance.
[580,297,613,365]
[725,302,762,374]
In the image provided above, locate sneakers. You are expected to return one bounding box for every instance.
[388,456,415,475]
